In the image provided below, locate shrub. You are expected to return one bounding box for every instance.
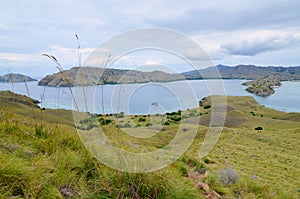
[139,118,146,122]
[204,158,215,164]
[203,104,211,109]
[179,165,188,177]
[255,126,263,131]
[98,118,112,126]
[219,167,239,185]
[170,116,181,122]
[199,100,203,107]
[163,121,170,126]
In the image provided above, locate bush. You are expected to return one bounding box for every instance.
[163,121,170,126]
[139,118,146,122]
[255,126,263,131]
[98,118,112,126]
[170,116,181,122]
[203,105,211,109]
[179,165,188,177]
[204,158,214,164]
[219,167,239,185]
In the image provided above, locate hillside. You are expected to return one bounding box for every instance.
[0,91,299,198]
[182,64,300,80]
[38,65,300,87]
[38,67,185,87]
[0,73,37,83]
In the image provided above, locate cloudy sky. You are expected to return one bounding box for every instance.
[1,0,300,77]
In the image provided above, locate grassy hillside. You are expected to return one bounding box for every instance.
[0,91,299,198]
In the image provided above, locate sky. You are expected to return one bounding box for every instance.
[1,0,300,77]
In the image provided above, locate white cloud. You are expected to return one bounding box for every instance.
[220,31,300,56]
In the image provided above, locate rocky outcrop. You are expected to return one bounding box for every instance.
[242,77,282,96]
[206,191,223,199]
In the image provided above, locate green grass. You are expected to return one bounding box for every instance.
[0,91,299,198]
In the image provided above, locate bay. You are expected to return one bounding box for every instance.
[0,79,299,114]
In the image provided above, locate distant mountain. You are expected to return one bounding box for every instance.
[38,65,300,87]
[182,64,300,80]
[0,73,37,83]
[38,67,185,87]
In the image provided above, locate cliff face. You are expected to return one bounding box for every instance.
[0,73,37,83]
[38,67,185,87]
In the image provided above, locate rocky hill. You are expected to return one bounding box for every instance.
[38,67,185,87]
[0,73,37,83]
[38,65,300,87]
[182,64,300,80]
[242,77,282,96]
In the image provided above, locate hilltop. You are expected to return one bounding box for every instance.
[0,73,37,83]
[0,91,299,198]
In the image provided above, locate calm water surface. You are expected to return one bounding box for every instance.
[0,79,299,114]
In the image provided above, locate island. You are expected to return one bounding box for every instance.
[38,67,185,87]
[242,77,282,96]
[0,73,37,83]
[38,65,300,98]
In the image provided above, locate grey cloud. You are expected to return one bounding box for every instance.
[220,35,300,56]
[149,0,300,33]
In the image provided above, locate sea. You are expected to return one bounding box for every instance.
[0,79,299,114]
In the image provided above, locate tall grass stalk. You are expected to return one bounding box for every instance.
[75,34,88,113]
[99,55,111,115]
[24,80,37,121]
[42,54,79,111]
[43,36,113,196]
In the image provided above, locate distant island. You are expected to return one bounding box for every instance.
[0,73,37,83]
[38,65,300,96]
[182,64,300,80]
[242,76,282,96]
